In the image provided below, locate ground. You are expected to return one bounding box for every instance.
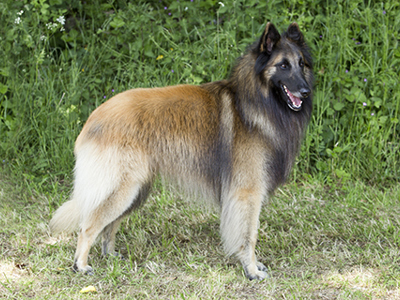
[1,175,400,299]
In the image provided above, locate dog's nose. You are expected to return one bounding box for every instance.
[300,87,311,98]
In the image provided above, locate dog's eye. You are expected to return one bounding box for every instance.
[278,61,290,70]
[299,60,304,68]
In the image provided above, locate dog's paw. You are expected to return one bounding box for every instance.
[256,261,269,273]
[72,261,94,275]
[244,262,269,281]
[84,266,94,276]
[246,269,269,281]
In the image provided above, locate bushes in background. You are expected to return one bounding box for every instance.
[0,0,398,186]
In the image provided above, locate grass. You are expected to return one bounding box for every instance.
[1,171,400,299]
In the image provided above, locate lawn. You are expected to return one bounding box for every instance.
[1,174,399,299]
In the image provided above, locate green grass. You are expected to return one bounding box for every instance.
[1,173,400,299]
[0,170,400,299]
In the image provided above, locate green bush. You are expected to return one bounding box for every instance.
[0,0,399,188]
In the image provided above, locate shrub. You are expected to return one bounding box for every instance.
[0,0,398,187]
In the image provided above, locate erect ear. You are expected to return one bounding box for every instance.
[259,22,281,55]
[286,22,305,45]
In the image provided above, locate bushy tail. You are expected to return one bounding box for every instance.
[49,199,80,234]
[49,143,122,234]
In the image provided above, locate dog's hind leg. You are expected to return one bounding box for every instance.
[220,188,268,280]
[73,179,150,274]
[101,180,153,258]
[101,217,125,258]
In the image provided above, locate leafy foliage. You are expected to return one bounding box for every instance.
[0,0,399,186]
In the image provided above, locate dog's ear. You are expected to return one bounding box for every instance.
[286,22,305,45]
[259,22,281,55]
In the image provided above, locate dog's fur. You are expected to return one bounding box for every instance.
[50,22,313,280]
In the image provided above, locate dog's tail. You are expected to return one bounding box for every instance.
[50,142,122,234]
[49,199,80,234]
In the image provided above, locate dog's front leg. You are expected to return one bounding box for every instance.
[220,188,268,280]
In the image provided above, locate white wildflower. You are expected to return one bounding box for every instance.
[15,17,21,24]
[56,16,65,25]
[17,10,24,16]
[46,22,58,30]
[218,2,224,7]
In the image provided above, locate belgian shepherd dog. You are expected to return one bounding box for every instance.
[50,22,313,280]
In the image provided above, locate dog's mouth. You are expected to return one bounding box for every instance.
[281,84,302,111]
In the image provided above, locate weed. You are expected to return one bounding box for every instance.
[0,0,399,185]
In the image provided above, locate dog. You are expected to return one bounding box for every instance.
[50,22,313,280]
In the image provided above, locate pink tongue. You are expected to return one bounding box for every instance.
[287,89,302,107]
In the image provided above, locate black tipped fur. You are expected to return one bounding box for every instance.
[53,22,313,281]
[227,23,313,191]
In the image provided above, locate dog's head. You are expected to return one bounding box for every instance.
[255,22,313,112]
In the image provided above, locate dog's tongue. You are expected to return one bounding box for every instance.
[286,88,302,107]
